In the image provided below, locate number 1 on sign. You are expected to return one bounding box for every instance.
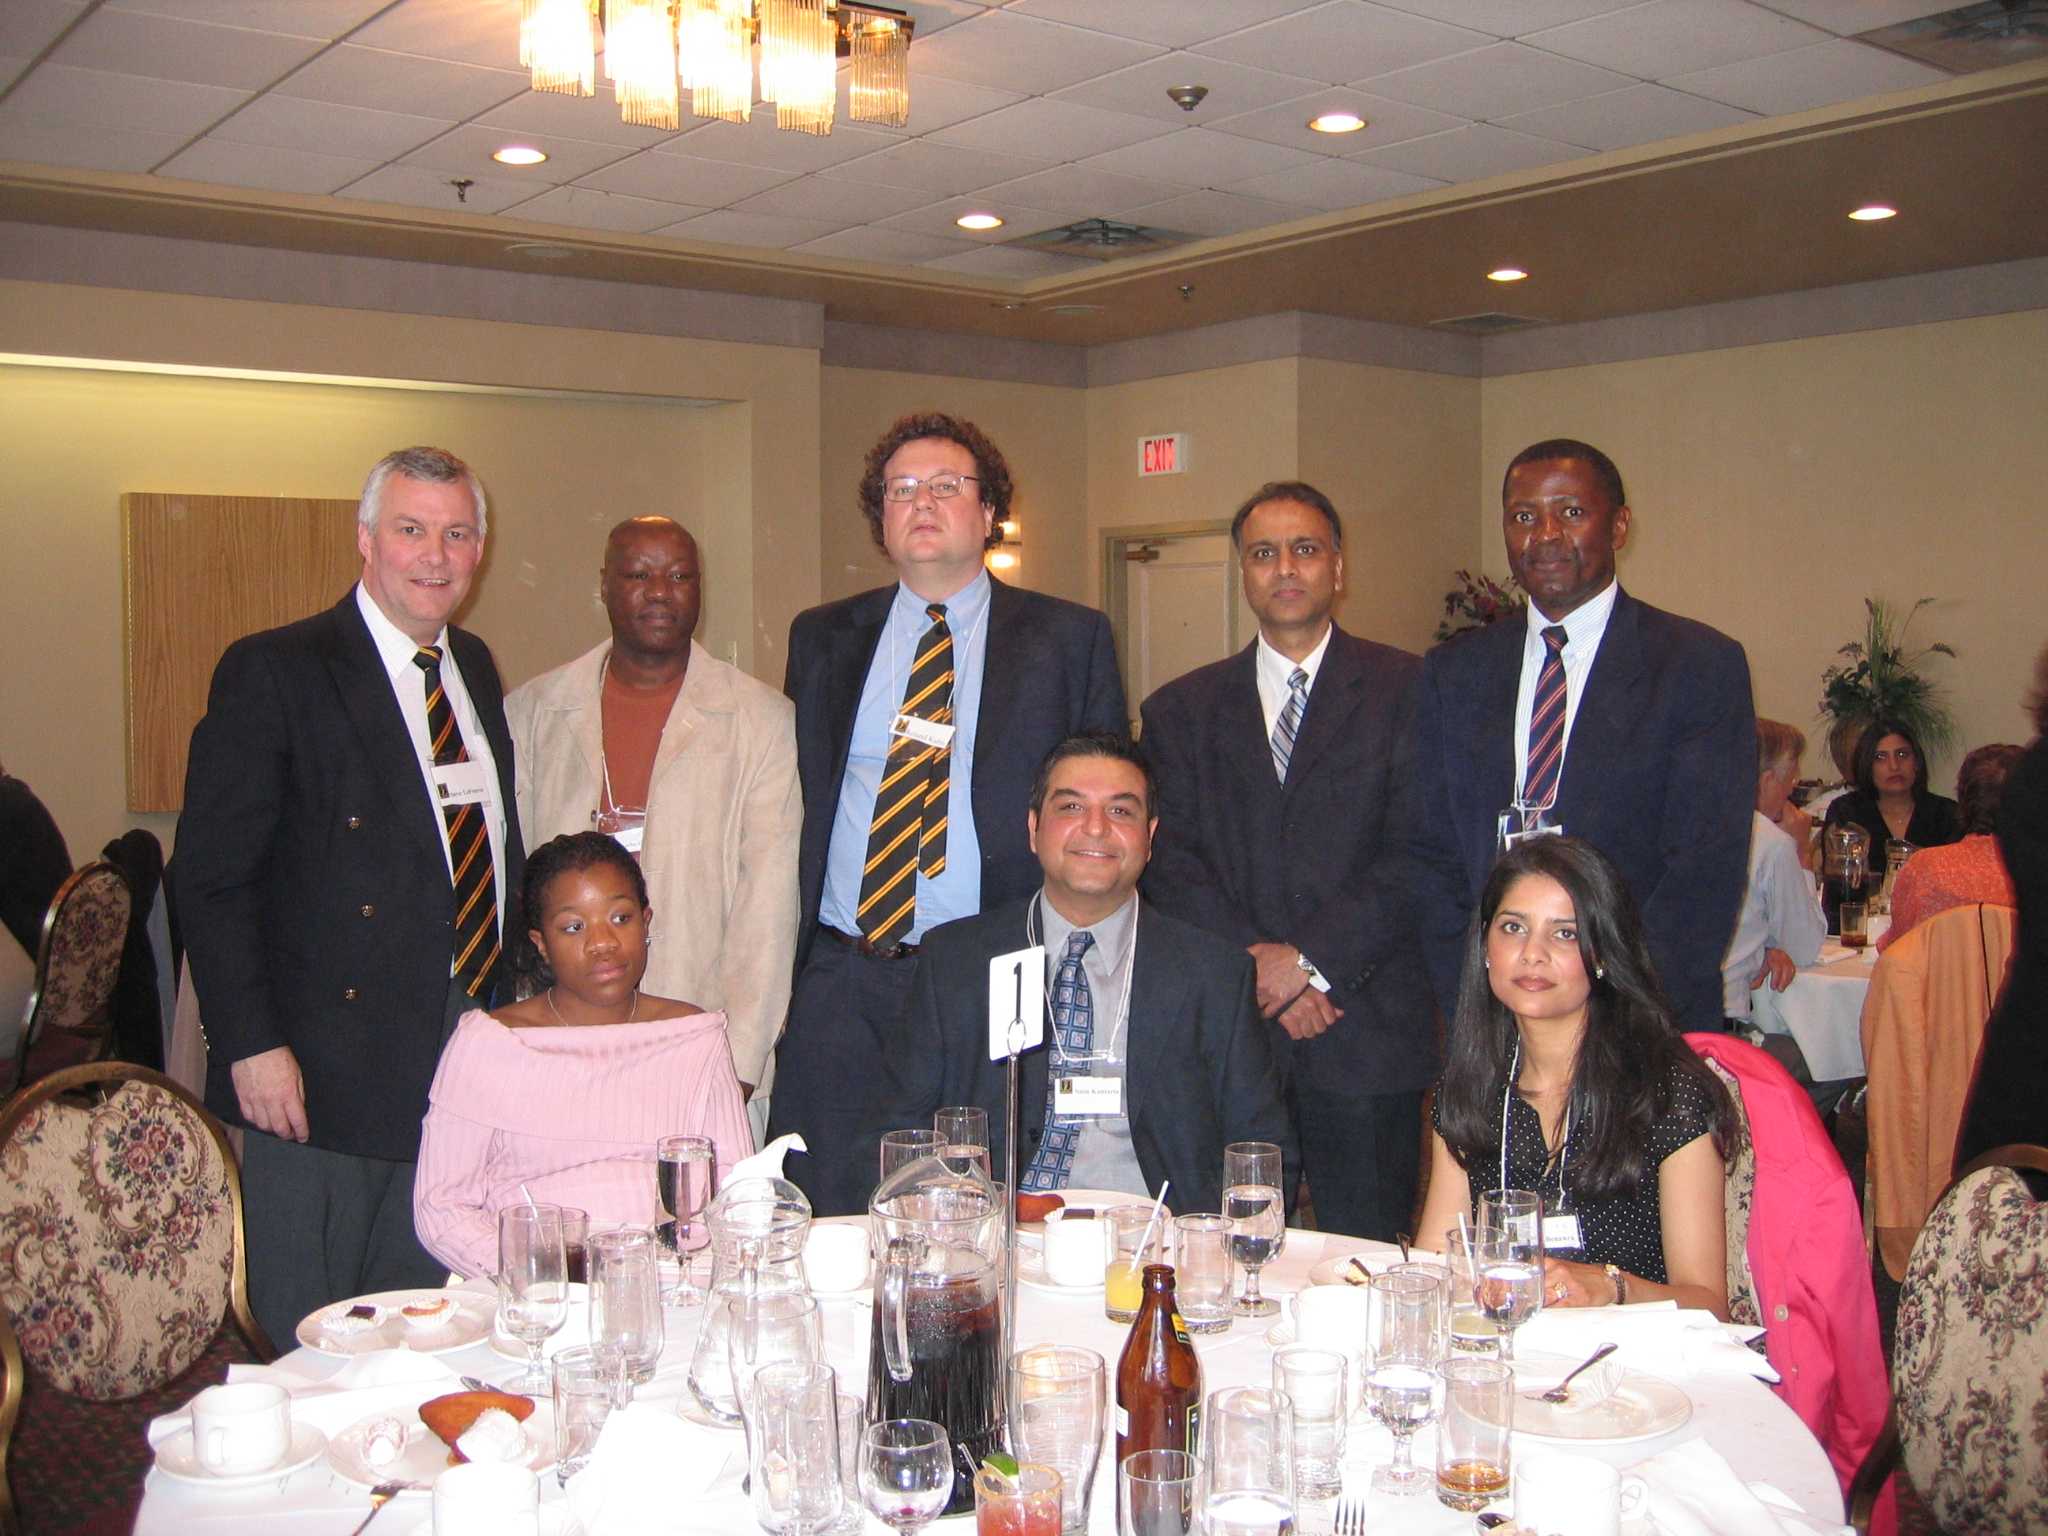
[989,945,1046,1060]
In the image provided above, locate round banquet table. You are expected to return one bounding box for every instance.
[1750,939,1879,1082]
[135,1222,1843,1534]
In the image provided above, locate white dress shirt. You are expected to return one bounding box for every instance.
[1038,891,1147,1198]
[1254,622,1335,741]
[1512,579,1621,801]
[1723,812,1827,1020]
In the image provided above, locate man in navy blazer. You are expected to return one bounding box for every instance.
[172,447,524,1346]
[769,413,1126,1214]
[1141,482,1432,1240]
[1411,439,1755,1034]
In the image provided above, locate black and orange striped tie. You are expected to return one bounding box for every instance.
[855,604,953,949]
[413,646,500,997]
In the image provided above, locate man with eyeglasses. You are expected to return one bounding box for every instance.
[768,412,1127,1214]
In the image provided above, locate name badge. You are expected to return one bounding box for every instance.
[433,760,493,808]
[1541,1213,1584,1252]
[610,824,645,855]
[892,714,955,750]
[1053,1075,1122,1117]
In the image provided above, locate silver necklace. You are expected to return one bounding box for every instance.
[546,985,639,1025]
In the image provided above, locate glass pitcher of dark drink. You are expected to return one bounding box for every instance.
[868,1152,1003,1517]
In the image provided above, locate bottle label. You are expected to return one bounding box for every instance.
[1185,1402,1202,1458]
[1170,1312,1192,1345]
[1116,1404,1129,1438]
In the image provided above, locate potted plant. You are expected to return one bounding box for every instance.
[1817,597,1957,775]
[1435,570,1524,643]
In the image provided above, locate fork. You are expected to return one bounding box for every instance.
[1525,1340,1620,1403]
[345,1480,421,1535]
[1333,1495,1369,1534]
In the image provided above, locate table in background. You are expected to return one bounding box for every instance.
[1752,941,1878,1082]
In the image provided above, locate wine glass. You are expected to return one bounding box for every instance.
[858,1418,953,1535]
[656,1133,717,1305]
[1471,1221,1545,1362]
[1223,1142,1286,1318]
[496,1203,567,1394]
[1365,1270,1447,1496]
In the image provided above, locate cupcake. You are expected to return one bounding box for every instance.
[399,1294,457,1332]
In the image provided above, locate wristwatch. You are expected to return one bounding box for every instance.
[1295,951,1332,993]
[1604,1263,1628,1306]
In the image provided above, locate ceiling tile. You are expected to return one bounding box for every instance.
[919,244,1102,279]
[101,1,388,38]
[891,1,992,42]
[1354,121,1581,180]
[399,123,631,182]
[499,184,707,233]
[657,207,851,248]
[876,196,1076,241]
[0,57,27,93]
[734,175,936,223]
[475,84,683,149]
[908,11,1163,94]
[158,136,381,193]
[0,113,189,172]
[1370,0,1637,33]
[1666,36,1950,113]
[1050,52,1324,125]
[1361,40,1635,118]
[2,63,247,136]
[822,138,1051,195]
[833,71,1025,137]
[1206,87,1467,154]
[50,9,323,88]
[1081,127,1319,188]
[209,95,455,159]
[1227,156,1443,209]
[933,98,1178,161]
[1123,187,1314,237]
[971,162,1182,218]
[1526,0,1830,79]
[1495,81,1753,149]
[349,0,526,71]
[274,44,529,118]
[582,149,792,205]
[0,1,87,60]
[1004,0,1323,49]
[1753,1,1958,35]
[668,114,899,173]
[1192,1,1491,84]
[336,161,540,213]
[789,226,983,264]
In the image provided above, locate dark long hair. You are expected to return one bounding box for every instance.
[515,832,651,994]
[1851,716,1930,799]
[1434,837,1742,1200]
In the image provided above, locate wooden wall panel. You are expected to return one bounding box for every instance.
[122,493,361,812]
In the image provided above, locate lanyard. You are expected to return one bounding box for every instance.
[1027,893,1137,1065]
[1499,1038,1572,1212]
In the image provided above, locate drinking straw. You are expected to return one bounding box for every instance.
[1128,1180,1172,1276]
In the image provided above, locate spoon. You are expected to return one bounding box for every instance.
[1396,1232,1412,1264]
[1525,1340,1620,1403]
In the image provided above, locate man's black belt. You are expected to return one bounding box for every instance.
[819,925,920,962]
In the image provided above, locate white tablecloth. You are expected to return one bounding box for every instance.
[1751,941,1878,1082]
[135,1224,1844,1535]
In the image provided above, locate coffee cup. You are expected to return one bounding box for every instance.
[434,1460,539,1536]
[1291,1282,1370,1354]
[1042,1206,1105,1287]
[1513,1451,1646,1536]
[190,1382,291,1476]
[804,1222,871,1292]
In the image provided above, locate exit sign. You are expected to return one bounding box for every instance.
[1138,433,1188,477]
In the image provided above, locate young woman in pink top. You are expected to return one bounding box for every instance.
[414,832,754,1280]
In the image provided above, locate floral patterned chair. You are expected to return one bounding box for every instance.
[9,863,130,1095]
[0,1062,272,1528]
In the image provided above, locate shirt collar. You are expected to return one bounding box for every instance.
[892,568,991,633]
[1255,620,1334,694]
[1523,578,1620,654]
[355,581,450,684]
[1038,889,1138,970]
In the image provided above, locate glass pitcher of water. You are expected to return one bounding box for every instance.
[686,1174,811,1424]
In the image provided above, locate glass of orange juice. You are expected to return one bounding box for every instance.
[1105,1204,1166,1322]
[974,1461,1062,1536]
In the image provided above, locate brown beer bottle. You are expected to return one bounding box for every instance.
[1115,1263,1203,1465]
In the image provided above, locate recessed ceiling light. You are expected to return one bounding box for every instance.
[1487,267,1529,283]
[1848,204,1897,222]
[492,144,548,166]
[955,212,1004,231]
[1308,111,1366,135]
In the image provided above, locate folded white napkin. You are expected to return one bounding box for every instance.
[728,1133,807,1183]
[147,1348,464,1447]
[1516,1301,1778,1384]
[1632,1438,1851,1535]
[565,1402,739,1534]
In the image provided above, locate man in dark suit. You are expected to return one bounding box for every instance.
[893,732,1295,1213]
[1411,439,1755,1034]
[1140,482,1431,1240]
[172,446,524,1346]
[769,412,1126,1214]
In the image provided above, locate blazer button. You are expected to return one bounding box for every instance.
[360,904,376,919]
[342,987,359,1002]
[346,816,363,830]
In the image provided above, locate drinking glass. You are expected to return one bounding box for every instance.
[1170,1214,1235,1335]
[1435,1358,1513,1512]
[1472,1221,1545,1363]
[1118,1449,1198,1536]
[934,1107,991,1176]
[1270,1347,1346,1500]
[1477,1188,1542,1246]
[880,1128,943,1184]
[588,1226,663,1402]
[1222,1142,1285,1318]
[750,1360,845,1536]
[551,1345,612,1486]
[859,1418,954,1535]
[1443,1227,1501,1356]
[557,1205,590,1285]
[1006,1345,1106,1533]
[973,1462,1062,1536]
[1201,1386,1293,1535]
[496,1203,567,1394]
[732,1292,824,1449]
[1387,1261,1453,1360]
[656,1133,717,1305]
[1104,1204,1166,1323]
[1365,1271,1447,1496]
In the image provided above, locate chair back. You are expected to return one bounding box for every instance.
[1860,902,2017,1278]
[1892,1146,2048,1534]
[0,1311,19,1536]
[10,863,131,1093]
[0,1061,269,1402]
[1693,1053,1763,1328]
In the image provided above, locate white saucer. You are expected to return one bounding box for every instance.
[153,1422,327,1487]
[1016,1247,1104,1294]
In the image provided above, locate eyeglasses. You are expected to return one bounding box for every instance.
[883,473,980,503]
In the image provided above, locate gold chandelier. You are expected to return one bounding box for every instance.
[519,0,913,136]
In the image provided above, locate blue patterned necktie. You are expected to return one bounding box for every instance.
[1270,666,1309,783]
[1522,625,1569,809]
[1021,930,1095,1193]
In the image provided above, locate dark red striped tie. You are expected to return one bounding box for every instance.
[1522,624,1570,809]
[414,646,499,997]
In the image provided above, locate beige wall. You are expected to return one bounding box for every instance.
[1479,308,2048,785]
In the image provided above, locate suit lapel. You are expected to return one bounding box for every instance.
[1121,905,1182,1134]
[824,590,891,780]
[1474,622,1522,814]
[326,596,449,872]
[1219,644,1274,790]
[973,578,1022,775]
[1560,591,1642,814]
[651,641,716,787]
[1283,627,1366,790]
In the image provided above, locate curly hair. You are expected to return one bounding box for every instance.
[856,412,1012,554]
[515,832,650,994]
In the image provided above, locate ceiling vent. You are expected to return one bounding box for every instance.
[1859,1,2048,72]
[1429,311,1550,336]
[1008,217,1194,261]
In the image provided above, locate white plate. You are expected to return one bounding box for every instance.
[328,1402,557,1489]
[1510,1366,1692,1445]
[1306,1248,1418,1287]
[298,1288,495,1357]
[153,1422,327,1487]
[1016,1188,1145,1235]
[1016,1245,1105,1294]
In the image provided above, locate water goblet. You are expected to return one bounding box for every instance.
[656,1133,717,1305]
[1365,1270,1447,1496]
[1222,1142,1285,1318]
[495,1203,566,1395]
[1472,1221,1545,1363]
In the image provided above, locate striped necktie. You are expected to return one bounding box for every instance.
[1270,666,1309,783]
[1522,624,1570,809]
[1021,930,1095,1193]
[413,646,499,998]
[856,603,953,949]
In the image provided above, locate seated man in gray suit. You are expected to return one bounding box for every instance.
[888,732,1296,1216]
